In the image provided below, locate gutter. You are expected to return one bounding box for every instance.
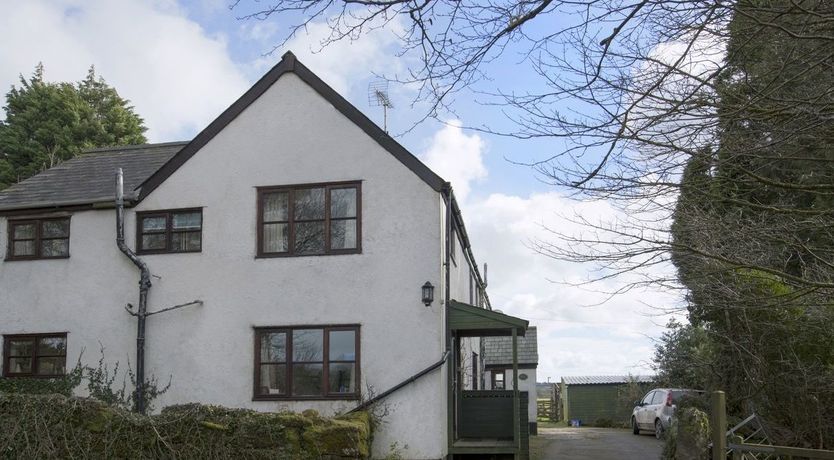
[115,168,151,414]
[446,189,492,309]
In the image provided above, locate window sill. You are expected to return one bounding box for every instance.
[255,250,362,259]
[2,373,68,379]
[4,255,70,262]
[252,395,360,402]
[136,250,202,256]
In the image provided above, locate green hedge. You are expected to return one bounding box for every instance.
[0,392,370,459]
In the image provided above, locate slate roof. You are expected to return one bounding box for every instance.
[483,326,538,366]
[0,142,186,212]
[561,375,655,385]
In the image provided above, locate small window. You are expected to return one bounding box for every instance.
[257,182,361,257]
[492,370,505,390]
[254,326,359,399]
[3,333,67,377]
[6,217,70,260]
[136,208,202,254]
[450,223,457,266]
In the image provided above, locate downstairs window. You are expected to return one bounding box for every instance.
[254,326,359,400]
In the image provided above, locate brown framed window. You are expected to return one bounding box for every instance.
[136,208,202,254]
[491,370,505,390]
[3,333,67,377]
[6,217,70,260]
[254,325,360,400]
[257,181,361,257]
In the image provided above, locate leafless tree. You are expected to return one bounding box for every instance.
[232,0,834,447]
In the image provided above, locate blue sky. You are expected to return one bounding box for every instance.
[0,0,681,382]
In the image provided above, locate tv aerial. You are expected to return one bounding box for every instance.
[368,79,394,132]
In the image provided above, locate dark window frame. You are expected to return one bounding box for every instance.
[472,351,478,390]
[136,208,203,254]
[6,217,71,261]
[253,325,361,401]
[2,332,68,378]
[491,369,505,390]
[256,181,362,258]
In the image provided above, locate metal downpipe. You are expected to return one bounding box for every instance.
[115,168,151,414]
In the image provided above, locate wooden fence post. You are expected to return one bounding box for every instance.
[712,391,727,460]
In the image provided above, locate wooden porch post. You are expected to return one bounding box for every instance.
[512,327,520,449]
[711,391,727,460]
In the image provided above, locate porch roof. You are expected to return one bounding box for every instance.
[448,300,528,337]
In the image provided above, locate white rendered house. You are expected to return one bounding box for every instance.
[0,53,531,459]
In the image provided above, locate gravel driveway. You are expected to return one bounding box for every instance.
[531,427,663,460]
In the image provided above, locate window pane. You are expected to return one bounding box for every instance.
[8,357,32,374]
[330,188,357,218]
[330,220,356,250]
[13,223,35,239]
[38,337,66,355]
[172,212,201,230]
[292,363,323,396]
[259,364,287,395]
[260,332,287,362]
[292,329,323,362]
[142,234,166,250]
[329,363,356,394]
[41,239,69,257]
[263,192,289,222]
[13,241,35,256]
[263,223,288,253]
[8,339,33,357]
[294,188,325,220]
[329,330,356,361]
[142,216,167,232]
[41,219,69,238]
[171,232,201,251]
[294,221,325,255]
[37,357,66,375]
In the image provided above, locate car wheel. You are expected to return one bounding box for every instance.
[632,417,640,435]
[655,419,664,439]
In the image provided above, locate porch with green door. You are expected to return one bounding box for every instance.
[447,300,530,459]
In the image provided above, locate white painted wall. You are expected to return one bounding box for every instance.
[0,73,449,459]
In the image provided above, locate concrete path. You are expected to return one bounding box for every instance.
[531,427,663,460]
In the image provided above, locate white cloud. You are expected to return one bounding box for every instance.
[0,0,250,141]
[281,18,406,96]
[420,120,487,202]
[465,190,681,380]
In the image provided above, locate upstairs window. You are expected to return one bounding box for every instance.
[7,217,70,260]
[257,182,361,257]
[254,326,359,400]
[3,333,67,377]
[136,208,202,254]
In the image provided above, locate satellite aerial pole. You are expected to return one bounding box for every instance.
[368,80,394,132]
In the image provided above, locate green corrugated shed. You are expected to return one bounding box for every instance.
[560,375,654,425]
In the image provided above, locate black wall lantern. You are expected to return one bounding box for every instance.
[422,281,435,306]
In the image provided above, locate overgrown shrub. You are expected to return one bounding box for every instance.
[0,392,371,458]
[662,408,710,460]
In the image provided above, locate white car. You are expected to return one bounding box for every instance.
[631,388,701,439]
